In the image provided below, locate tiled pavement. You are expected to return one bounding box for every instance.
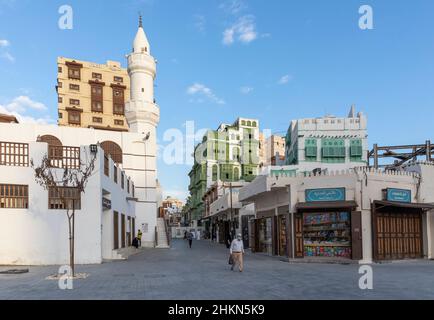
[1,239,434,300]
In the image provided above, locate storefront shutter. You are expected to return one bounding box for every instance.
[295,213,304,258]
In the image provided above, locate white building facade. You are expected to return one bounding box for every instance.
[0,21,160,265]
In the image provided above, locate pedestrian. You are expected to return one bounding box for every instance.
[230,233,245,272]
[187,230,193,248]
[132,237,139,249]
[137,229,142,247]
[184,230,187,240]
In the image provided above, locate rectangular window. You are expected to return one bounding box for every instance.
[113,87,125,115]
[121,173,124,189]
[113,104,124,115]
[305,139,318,161]
[68,67,81,80]
[114,119,124,126]
[0,184,28,208]
[92,72,102,80]
[93,117,102,123]
[58,66,62,73]
[114,76,123,83]
[58,82,63,88]
[114,165,118,183]
[68,111,81,125]
[91,101,103,113]
[58,112,63,119]
[127,179,130,193]
[0,142,29,167]
[69,99,80,106]
[58,97,63,103]
[321,139,346,162]
[48,187,81,210]
[69,84,80,91]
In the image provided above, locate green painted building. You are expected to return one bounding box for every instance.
[186,118,261,223]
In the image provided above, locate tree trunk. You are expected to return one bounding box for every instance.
[71,201,75,277]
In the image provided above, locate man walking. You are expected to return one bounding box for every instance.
[230,233,245,272]
[187,230,193,249]
[137,229,142,247]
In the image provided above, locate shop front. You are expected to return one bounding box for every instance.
[294,187,362,260]
[372,188,434,261]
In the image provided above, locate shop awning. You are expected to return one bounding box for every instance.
[374,200,434,210]
[296,200,358,211]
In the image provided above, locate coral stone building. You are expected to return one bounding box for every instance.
[57,58,130,132]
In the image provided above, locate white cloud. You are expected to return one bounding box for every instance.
[223,15,258,45]
[3,96,47,113]
[240,86,253,94]
[187,83,225,105]
[0,96,53,124]
[220,0,248,15]
[0,39,14,62]
[278,74,293,85]
[0,39,10,47]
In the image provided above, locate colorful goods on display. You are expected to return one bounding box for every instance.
[303,212,351,258]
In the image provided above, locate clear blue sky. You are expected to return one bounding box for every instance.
[1,0,434,201]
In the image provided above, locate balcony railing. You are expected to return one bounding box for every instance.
[48,146,80,169]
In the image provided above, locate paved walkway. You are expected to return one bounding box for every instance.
[1,239,434,299]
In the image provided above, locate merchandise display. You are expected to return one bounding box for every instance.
[303,212,352,258]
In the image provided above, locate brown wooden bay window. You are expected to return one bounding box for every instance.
[111,84,126,115]
[0,184,28,208]
[67,110,81,125]
[90,83,104,113]
[48,186,81,210]
[66,61,83,80]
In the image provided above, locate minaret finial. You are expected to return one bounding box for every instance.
[139,13,143,28]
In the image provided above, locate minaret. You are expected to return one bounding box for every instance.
[125,15,160,134]
[124,17,160,247]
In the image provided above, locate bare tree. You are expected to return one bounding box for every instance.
[31,149,97,277]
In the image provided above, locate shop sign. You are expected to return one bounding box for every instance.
[386,188,411,203]
[305,188,346,202]
[102,197,112,210]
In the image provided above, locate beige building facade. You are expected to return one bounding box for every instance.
[57,57,130,132]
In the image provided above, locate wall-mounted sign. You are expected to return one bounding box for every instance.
[102,197,112,210]
[305,188,346,202]
[386,188,411,203]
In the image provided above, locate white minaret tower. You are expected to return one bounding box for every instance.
[124,16,160,247]
[125,15,160,134]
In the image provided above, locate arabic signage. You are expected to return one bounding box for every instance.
[386,188,411,203]
[102,197,112,210]
[305,188,346,202]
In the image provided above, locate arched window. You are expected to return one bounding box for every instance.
[252,121,257,127]
[39,135,62,147]
[212,165,218,182]
[39,135,63,158]
[247,121,252,127]
[101,141,123,164]
[234,167,240,181]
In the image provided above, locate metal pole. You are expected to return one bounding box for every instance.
[230,182,234,238]
[426,140,431,161]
